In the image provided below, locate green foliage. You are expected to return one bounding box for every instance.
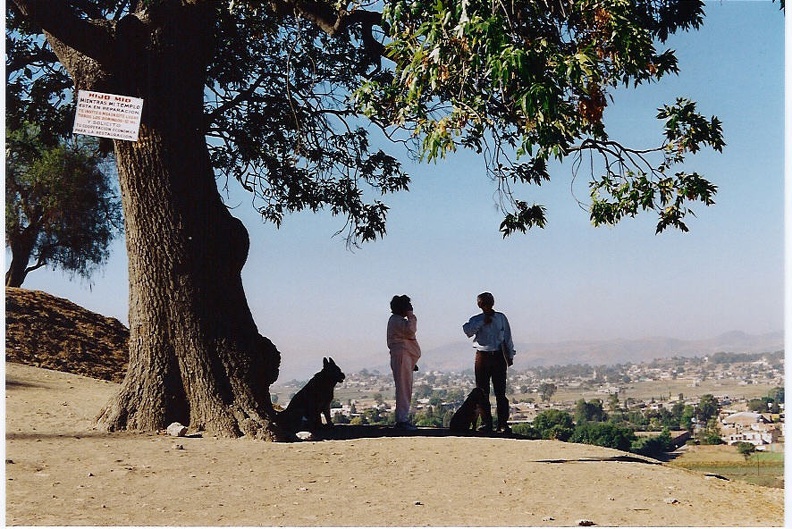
[362,407,389,425]
[631,428,675,457]
[414,405,445,427]
[7,1,410,247]
[510,422,541,439]
[696,418,724,445]
[532,409,575,441]
[570,421,635,451]
[207,4,413,245]
[747,399,767,413]
[332,411,350,424]
[735,441,756,461]
[10,0,725,245]
[358,0,721,235]
[5,123,123,286]
[574,398,607,423]
[696,394,719,423]
[538,382,557,402]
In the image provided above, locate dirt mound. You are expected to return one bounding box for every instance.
[5,287,128,382]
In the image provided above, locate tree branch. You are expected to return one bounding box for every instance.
[270,0,385,59]
[10,0,115,66]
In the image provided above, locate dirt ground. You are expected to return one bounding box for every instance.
[4,362,785,526]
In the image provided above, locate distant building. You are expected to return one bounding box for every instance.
[721,411,782,448]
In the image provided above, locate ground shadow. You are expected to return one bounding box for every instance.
[311,424,536,441]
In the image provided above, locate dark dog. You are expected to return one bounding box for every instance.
[278,357,345,433]
[449,387,489,433]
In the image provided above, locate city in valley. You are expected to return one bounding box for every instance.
[272,350,784,452]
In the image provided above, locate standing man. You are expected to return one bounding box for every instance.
[462,292,515,433]
[387,295,421,431]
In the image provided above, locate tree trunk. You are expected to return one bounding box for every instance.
[29,3,284,439]
[5,226,38,287]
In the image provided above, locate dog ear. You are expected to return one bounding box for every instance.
[328,357,335,366]
[323,357,329,367]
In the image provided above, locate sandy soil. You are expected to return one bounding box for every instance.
[4,362,785,526]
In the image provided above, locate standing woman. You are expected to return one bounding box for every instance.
[387,295,421,431]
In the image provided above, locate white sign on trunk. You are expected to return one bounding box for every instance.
[73,90,144,141]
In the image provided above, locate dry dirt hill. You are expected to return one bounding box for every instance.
[5,287,129,382]
[3,287,786,526]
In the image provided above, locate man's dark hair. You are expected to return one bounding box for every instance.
[478,292,495,306]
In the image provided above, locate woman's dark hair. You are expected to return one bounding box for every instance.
[390,295,412,314]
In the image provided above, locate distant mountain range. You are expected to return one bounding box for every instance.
[415,331,784,373]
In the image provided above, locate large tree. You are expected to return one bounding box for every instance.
[8,0,724,439]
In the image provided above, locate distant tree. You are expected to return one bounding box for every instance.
[364,407,387,424]
[570,421,635,452]
[607,393,621,413]
[511,423,541,439]
[768,387,784,404]
[574,398,607,423]
[631,428,675,458]
[747,399,766,413]
[5,124,123,287]
[696,418,724,445]
[538,383,558,403]
[735,442,756,461]
[696,394,720,423]
[442,410,454,428]
[671,401,686,422]
[680,405,696,431]
[373,393,384,406]
[414,384,434,399]
[533,409,575,441]
[446,388,465,404]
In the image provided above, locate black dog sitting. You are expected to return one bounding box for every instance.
[449,387,489,433]
[278,357,345,433]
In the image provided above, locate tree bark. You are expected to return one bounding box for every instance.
[13,0,284,439]
[5,226,37,287]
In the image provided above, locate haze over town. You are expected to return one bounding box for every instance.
[16,2,784,380]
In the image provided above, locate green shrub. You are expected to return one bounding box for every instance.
[570,422,636,451]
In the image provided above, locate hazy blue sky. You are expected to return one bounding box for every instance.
[17,1,785,380]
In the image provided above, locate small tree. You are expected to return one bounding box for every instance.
[570,421,636,452]
[538,382,558,403]
[574,398,607,423]
[631,428,675,458]
[696,418,724,445]
[607,393,621,413]
[533,409,575,441]
[5,124,123,287]
[696,394,720,423]
[735,441,756,461]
